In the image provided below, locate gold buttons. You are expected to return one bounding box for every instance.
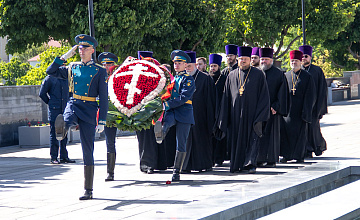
[75,82,77,84]
[90,75,92,77]
[85,93,87,95]
[87,84,89,86]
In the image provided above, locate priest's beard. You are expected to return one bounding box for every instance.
[261,63,272,71]
[186,68,197,76]
[239,64,250,70]
[302,60,311,67]
[209,69,221,78]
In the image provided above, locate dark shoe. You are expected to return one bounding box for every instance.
[50,159,60,164]
[172,172,180,181]
[280,157,288,163]
[172,151,187,181]
[248,167,256,174]
[79,190,93,200]
[265,162,276,168]
[257,162,266,167]
[147,169,154,174]
[314,149,323,156]
[60,158,76,163]
[154,121,164,144]
[205,168,213,172]
[105,153,116,181]
[105,173,114,181]
[55,114,68,141]
[296,159,304,163]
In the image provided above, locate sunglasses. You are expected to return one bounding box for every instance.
[303,55,310,58]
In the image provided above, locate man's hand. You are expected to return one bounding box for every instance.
[96,125,104,133]
[61,45,78,61]
[271,107,277,115]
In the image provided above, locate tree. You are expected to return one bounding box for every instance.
[0,57,32,85]
[16,45,78,85]
[224,0,358,59]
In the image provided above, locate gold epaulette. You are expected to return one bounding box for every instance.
[95,63,105,69]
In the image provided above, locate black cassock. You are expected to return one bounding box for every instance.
[183,70,216,171]
[221,63,238,77]
[304,64,327,155]
[258,66,289,164]
[280,69,316,161]
[216,67,270,172]
[211,70,228,165]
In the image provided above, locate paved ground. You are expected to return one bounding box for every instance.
[1,99,360,220]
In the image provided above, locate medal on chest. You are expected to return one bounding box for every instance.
[291,70,301,95]
[238,67,251,96]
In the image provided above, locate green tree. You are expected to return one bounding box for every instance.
[0,57,32,85]
[17,45,78,85]
[225,0,358,59]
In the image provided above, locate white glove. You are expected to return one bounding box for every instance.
[61,45,78,60]
[96,125,104,133]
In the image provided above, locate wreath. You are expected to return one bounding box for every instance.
[106,57,171,131]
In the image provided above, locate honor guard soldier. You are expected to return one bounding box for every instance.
[154,50,195,181]
[98,52,119,181]
[46,34,108,200]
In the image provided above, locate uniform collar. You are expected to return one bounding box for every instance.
[176,70,187,76]
[82,59,95,66]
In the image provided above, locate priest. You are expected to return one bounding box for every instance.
[221,44,238,77]
[257,48,289,167]
[215,46,270,174]
[280,50,316,163]
[182,51,216,172]
[250,47,260,68]
[299,45,327,157]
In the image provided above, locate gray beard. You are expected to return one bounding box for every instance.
[187,69,197,76]
[261,64,272,71]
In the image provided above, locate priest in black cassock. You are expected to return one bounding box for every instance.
[251,47,260,69]
[215,46,270,174]
[280,50,316,163]
[257,48,289,167]
[209,53,228,167]
[136,51,168,174]
[221,44,238,77]
[299,45,327,157]
[182,51,216,172]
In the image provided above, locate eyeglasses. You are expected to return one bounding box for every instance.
[303,55,310,58]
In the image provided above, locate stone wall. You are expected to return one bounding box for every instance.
[0,85,48,146]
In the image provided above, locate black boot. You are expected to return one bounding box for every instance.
[105,153,116,181]
[172,151,187,181]
[55,114,69,141]
[79,165,94,200]
[154,121,164,144]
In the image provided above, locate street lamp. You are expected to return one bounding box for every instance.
[88,0,96,62]
[302,0,306,45]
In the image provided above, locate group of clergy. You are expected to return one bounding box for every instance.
[101,44,328,179]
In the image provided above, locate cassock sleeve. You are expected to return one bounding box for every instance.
[206,75,217,135]
[274,73,290,116]
[317,67,328,117]
[302,74,316,123]
[253,72,270,137]
[214,76,231,139]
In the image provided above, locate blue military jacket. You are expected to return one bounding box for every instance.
[164,71,195,124]
[46,57,108,126]
[39,75,69,121]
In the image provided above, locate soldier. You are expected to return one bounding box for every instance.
[98,52,119,181]
[46,34,108,200]
[221,44,238,77]
[39,75,75,164]
[154,50,195,181]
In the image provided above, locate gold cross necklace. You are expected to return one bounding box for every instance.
[238,67,251,96]
[291,70,301,95]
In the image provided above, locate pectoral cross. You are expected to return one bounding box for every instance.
[291,87,296,95]
[239,87,244,96]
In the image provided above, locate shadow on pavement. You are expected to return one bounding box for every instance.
[100,198,190,210]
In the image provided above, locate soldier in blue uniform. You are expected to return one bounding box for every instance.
[39,75,75,164]
[46,34,108,200]
[98,52,119,181]
[154,50,195,181]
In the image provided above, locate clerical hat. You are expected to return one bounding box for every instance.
[225,44,238,55]
[209,54,222,67]
[299,45,313,57]
[238,46,252,57]
[171,50,191,63]
[289,50,303,61]
[98,52,118,64]
[185,51,196,63]
[75,34,98,48]
[138,51,153,60]
[259,48,274,58]
[251,47,260,56]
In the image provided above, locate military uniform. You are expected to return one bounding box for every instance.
[46,34,108,200]
[98,52,118,181]
[39,75,72,164]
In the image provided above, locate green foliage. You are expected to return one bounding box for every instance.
[16,45,78,85]
[13,44,48,63]
[0,57,32,85]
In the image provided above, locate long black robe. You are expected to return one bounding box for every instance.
[258,66,289,164]
[211,69,228,164]
[304,64,327,155]
[216,67,270,172]
[280,69,316,161]
[183,70,216,171]
[136,127,168,171]
[221,63,238,77]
